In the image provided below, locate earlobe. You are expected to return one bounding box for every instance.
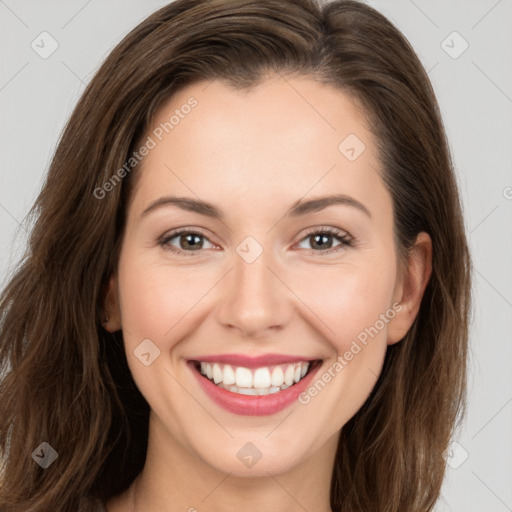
[387,232,432,345]
[102,275,122,332]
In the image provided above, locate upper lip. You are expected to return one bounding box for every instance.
[188,353,321,368]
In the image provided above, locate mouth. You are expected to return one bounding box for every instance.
[186,352,324,416]
[189,359,323,396]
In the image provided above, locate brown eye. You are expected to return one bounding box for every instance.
[160,229,215,256]
[297,228,353,254]
[176,232,204,250]
[308,233,335,250]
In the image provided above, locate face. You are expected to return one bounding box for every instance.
[107,74,422,477]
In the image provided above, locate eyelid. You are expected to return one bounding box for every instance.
[298,225,351,241]
[293,226,354,254]
[158,226,218,254]
[158,225,354,256]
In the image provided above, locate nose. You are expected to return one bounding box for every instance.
[216,247,293,339]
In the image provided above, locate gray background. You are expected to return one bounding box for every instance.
[1,0,511,510]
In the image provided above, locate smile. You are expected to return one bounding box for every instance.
[194,361,313,396]
[188,357,323,416]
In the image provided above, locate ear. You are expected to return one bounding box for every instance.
[102,275,122,332]
[387,231,432,345]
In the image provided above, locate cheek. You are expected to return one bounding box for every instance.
[116,254,211,424]
[290,258,397,353]
[291,261,396,431]
[117,253,194,350]
[119,247,397,351]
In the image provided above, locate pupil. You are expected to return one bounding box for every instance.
[179,233,334,251]
[182,233,202,250]
[312,234,332,250]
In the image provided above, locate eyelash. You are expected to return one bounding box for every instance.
[158,226,354,257]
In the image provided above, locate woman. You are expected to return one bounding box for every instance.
[0,0,471,511]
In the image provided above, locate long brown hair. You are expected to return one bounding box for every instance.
[0,1,471,510]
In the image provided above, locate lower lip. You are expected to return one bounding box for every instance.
[187,360,322,416]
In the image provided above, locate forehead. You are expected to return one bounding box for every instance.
[129,75,389,222]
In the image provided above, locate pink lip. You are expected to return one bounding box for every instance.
[187,353,318,368]
[187,359,322,416]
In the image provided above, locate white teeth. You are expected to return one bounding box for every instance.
[197,361,313,393]
[253,367,271,388]
[223,364,236,386]
[293,363,302,383]
[235,367,253,388]
[284,365,295,386]
[212,363,223,384]
[237,387,258,395]
[271,366,284,387]
[218,383,290,395]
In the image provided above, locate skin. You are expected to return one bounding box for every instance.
[104,73,432,512]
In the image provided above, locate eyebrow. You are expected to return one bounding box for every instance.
[140,193,372,219]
